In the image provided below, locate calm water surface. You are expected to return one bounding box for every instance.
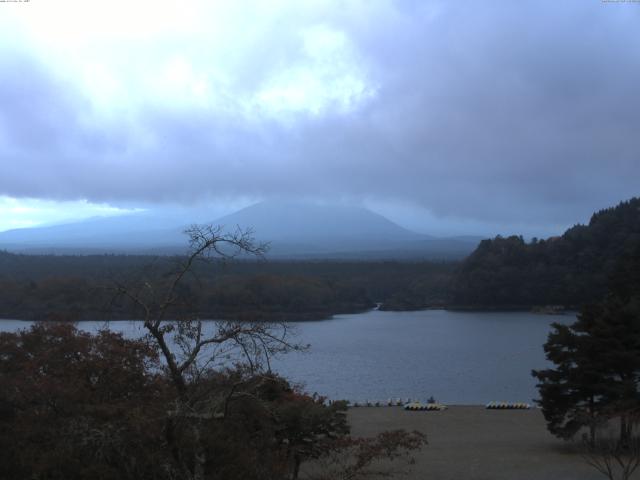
[0,310,574,404]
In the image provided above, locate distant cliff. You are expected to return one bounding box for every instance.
[450,197,640,308]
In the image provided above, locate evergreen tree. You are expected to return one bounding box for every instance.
[533,245,640,446]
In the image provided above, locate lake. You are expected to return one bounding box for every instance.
[0,309,574,404]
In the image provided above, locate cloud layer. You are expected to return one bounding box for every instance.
[0,0,638,232]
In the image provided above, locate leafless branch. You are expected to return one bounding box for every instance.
[582,434,640,480]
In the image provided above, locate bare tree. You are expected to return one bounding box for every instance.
[581,409,640,480]
[113,225,303,480]
[582,436,640,480]
[110,224,427,480]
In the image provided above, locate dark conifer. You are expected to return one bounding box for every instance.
[533,245,640,446]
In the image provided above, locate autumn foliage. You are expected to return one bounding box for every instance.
[0,323,425,480]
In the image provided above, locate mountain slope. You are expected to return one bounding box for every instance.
[451,197,640,307]
[0,201,480,259]
[213,201,481,258]
[0,213,189,253]
[214,201,425,252]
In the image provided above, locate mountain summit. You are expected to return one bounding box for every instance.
[214,200,425,254]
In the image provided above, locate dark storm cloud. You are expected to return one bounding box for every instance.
[0,0,638,229]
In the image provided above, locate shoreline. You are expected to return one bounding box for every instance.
[348,405,602,480]
[0,306,576,323]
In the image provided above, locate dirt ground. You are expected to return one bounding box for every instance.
[347,406,623,480]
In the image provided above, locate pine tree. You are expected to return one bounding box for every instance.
[533,244,640,446]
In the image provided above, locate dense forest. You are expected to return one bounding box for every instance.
[451,198,640,309]
[0,252,454,321]
[1,197,638,320]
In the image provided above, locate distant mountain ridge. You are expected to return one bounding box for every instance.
[0,213,186,252]
[0,200,481,259]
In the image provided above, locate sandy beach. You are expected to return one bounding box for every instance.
[347,406,614,480]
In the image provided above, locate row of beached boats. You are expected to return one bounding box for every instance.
[349,399,532,410]
[351,399,415,407]
[485,401,531,409]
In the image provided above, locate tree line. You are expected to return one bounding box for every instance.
[0,250,455,321]
[451,197,640,309]
[2,197,640,320]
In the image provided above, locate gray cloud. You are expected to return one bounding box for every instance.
[0,0,638,233]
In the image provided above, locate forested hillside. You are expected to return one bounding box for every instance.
[451,198,640,308]
[3,198,638,319]
[0,253,454,321]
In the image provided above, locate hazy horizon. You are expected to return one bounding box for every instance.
[0,196,618,241]
[1,1,638,239]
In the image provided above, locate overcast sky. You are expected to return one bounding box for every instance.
[0,0,638,236]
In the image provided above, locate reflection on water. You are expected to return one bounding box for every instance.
[0,309,574,404]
